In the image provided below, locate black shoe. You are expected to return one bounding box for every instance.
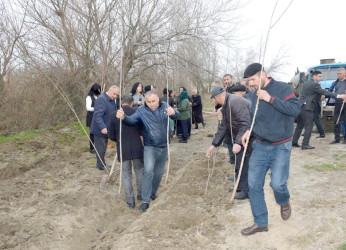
[330,140,340,144]
[90,149,96,154]
[138,203,149,212]
[316,135,325,138]
[202,122,206,128]
[127,202,135,208]
[98,165,111,171]
[229,188,240,193]
[194,124,198,129]
[178,138,187,143]
[137,194,142,201]
[234,191,249,200]
[150,194,158,200]
[301,145,315,150]
[292,143,300,148]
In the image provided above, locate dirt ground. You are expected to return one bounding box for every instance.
[0,113,345,250]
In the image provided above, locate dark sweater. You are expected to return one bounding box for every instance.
[248,78,301,144]
[108,106,143,162]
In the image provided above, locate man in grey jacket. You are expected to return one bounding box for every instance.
[292,71,346,149]
[206,86,251,199]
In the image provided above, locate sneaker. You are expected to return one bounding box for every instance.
[90,149,96,154]
[178,139,187,143]
[127,202,135,208]
[330,140,340,144]
[316,135,325,138]
[234,191,249,200]
[138,203,149,212]
[150,194,158,200]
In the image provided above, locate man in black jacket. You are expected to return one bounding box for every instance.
[292,71,346,149]
[109,95,144,208]
[206,86,251,200]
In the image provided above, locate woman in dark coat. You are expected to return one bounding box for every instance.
[191,89,205,129]
[86,83,101,153]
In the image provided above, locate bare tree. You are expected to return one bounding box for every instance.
[0,0,27,104]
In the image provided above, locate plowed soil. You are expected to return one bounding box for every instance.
[1,113,345,249]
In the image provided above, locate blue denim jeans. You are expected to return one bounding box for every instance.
[141,146,168,203]
[248,140,291,227]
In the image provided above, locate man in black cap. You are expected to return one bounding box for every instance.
[206,86,251,200]
[230,84,247,97]
[240,63,301,236]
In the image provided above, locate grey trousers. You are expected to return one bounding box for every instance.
[122,159,144,204]
[94,135,108,170]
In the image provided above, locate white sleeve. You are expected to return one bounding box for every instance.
[86,96,94,111]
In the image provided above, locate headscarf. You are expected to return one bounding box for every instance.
[178,90,188,105]
[88,83,101,97]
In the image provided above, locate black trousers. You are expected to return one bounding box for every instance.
[89,133,95,152]
[293,109,313,146]
[334,102,346,141]
[235,147,249,194]
[313,103,325,136]
[94,135,108,170]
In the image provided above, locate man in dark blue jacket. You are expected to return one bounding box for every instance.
[240,63,301,236]
[90,85,119,170]
[116,91,180,212]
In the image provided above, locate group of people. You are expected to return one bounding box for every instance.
[84,63,346,236]
[292,68,346,148]
[206,63,346,236]
[85,81,206,212]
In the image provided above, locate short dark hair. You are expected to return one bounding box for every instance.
[223,74,233,79]
[163,88,168,95]
[311,71,322,77]
[122,94,134,104]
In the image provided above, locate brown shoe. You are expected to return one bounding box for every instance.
[241,224,268,236]
[281,201,291,220]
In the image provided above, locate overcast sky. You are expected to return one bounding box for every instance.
[228,0,346,81]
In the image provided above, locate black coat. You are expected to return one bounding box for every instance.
[108,106,143,162]
[192,94,204,124]
[299,80,337,111]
